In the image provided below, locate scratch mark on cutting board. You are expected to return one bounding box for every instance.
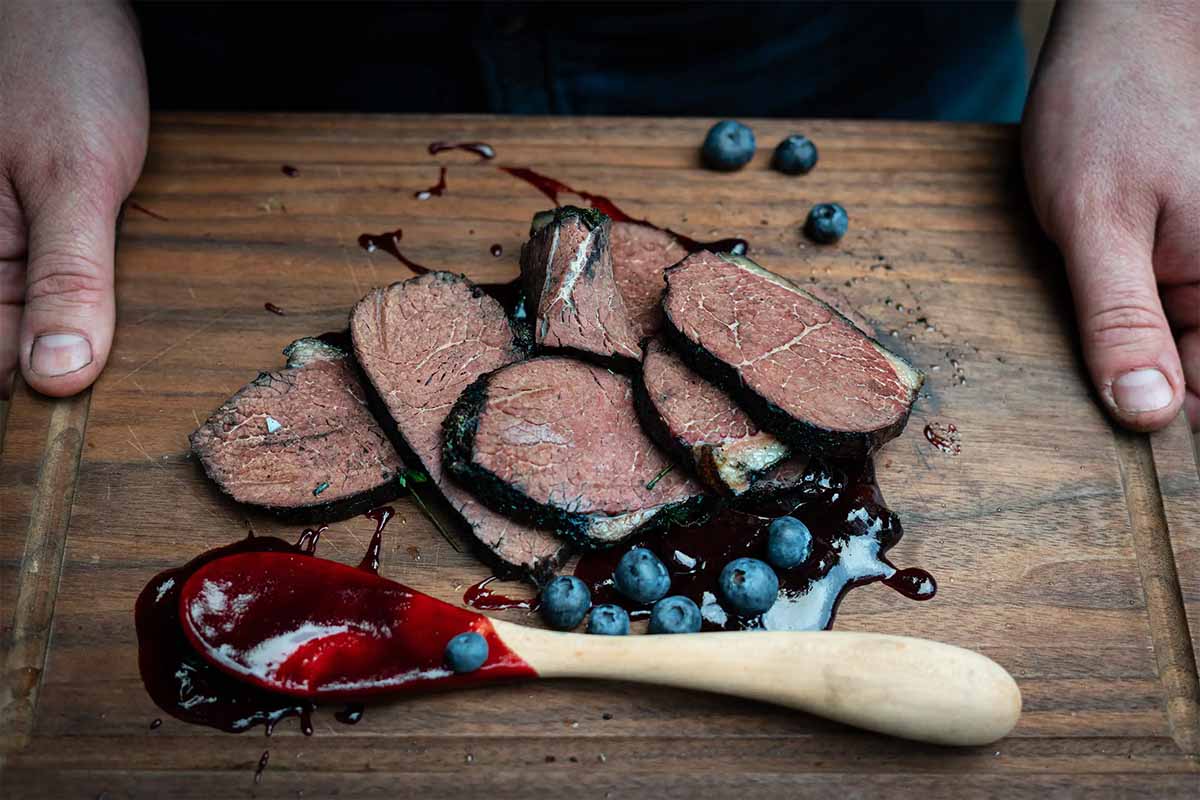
[111,310,234,387]
[127,426,164,471]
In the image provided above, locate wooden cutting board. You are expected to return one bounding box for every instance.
[2,115,1198,798]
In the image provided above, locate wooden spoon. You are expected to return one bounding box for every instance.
[179,550,1021,746]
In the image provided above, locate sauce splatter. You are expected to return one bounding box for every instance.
[254,750,269,784]
[923,422,961,455]
[127,201,168,221]
[463,576,538,612]
[281,165,299,177]
[415,166,448,200]
[500,166,748,255]
[490,243,503,257]
[263,302,286,316]
[357,228,432,275]
[428,141,496,159]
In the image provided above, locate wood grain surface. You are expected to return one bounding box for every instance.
[1,114,1198,797]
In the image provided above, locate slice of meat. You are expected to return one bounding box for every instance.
[350,272,570,580]
[443,356,712,548]
[189,336,404,520]
[610,221,688,336]
[520,206,642,366]
[662,252,924,457]
[636,338,790,495]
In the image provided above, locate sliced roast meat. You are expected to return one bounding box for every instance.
[189,337,404,519]
[610,221,687,336]
[636,338,790,495]
[443,356,712,548]
[350,272,570,580]
[520,206,642,366]
[662,252,924,457]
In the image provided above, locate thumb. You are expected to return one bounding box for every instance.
[18,183,118,397]
[1063,218,1184,431]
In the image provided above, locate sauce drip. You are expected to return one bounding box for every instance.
[281,165,299,177]
[500,166,748,255]
[414,167,448,200]
[357,228,432,275]
[923,422,960,455]
[573,460,935,631]
[254,750,269,784]
[263,302,286,316]
[428,141,496,159]
[463,576,538,612]
[335,704,365,725]
[490,243,503,257]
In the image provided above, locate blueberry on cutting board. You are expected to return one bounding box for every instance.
[767,516,813,569]
[701,120,756,171]
[648,596,702,634]
[540,575,592,630]
[804,203,849,244]
[587,604,631,635]
[613,547,671,604]
[718,557,779,615]
[772,135,818,175]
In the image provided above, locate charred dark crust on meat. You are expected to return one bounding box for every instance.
[442,369,714,550]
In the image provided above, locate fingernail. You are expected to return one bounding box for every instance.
[30,333,92,377]
[1113,368,1173,413]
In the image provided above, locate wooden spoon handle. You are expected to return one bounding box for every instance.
[493,623,1020,746]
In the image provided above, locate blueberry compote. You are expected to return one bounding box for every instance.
[572,460,935,631]
[135,507,534,734]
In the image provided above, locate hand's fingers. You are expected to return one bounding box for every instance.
[1179,329,1200,431]
[0,180,26,400]
[17,182,118,397]
[0,258,21,400]
[1061,218,1185,431]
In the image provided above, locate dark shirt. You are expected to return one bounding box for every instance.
[134,1,1027,122]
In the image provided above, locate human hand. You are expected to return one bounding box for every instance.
[0,0,148,398]
[1023,0,1199,431]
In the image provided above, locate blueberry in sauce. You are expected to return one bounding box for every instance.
[771,135,818,175]
[718,558,779,616]
[613,547,671,604]
[540,575,592,630]
[701,120,756,171]
[586,604,631,636]
[766,516,813,569]
[804,203,849,244]
[648,596,702,634]
[444,631,489,673]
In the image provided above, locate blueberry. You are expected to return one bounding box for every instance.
[613,547,671,604]
[701,120,756,171]
[444,631,488,673]
[648,596,702,634]
[804,203,849,244]
[539,575,591,630]
[718,557,779,615]
[772,135,818,175]
[586,604,631,635]
[766,516,813,569]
